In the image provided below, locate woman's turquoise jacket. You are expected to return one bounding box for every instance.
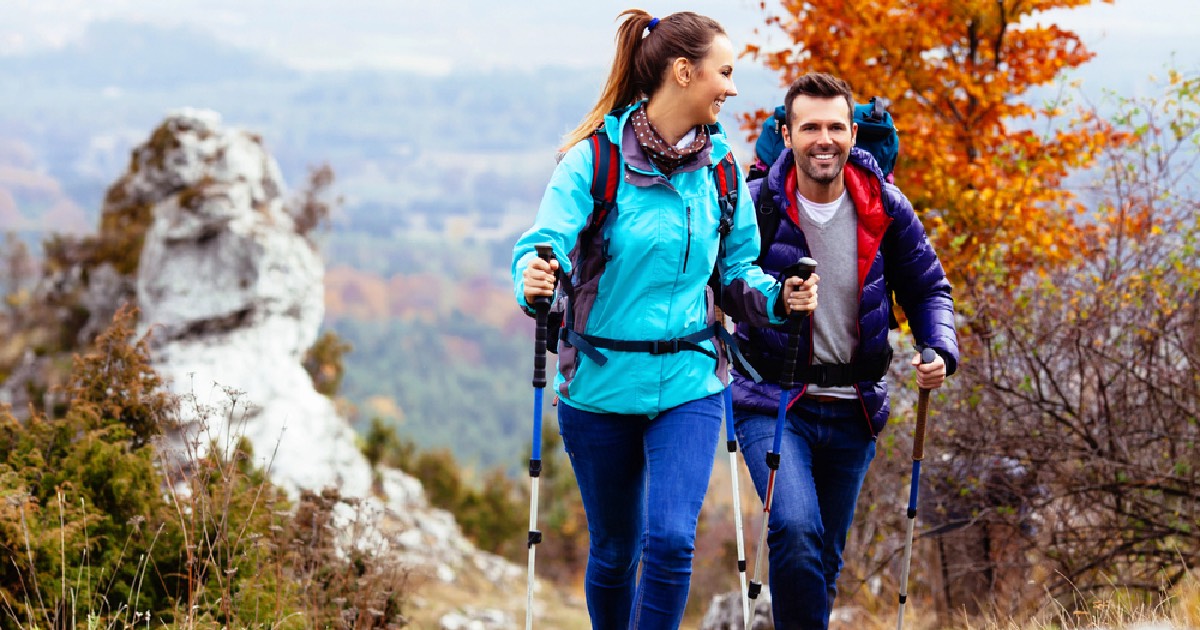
[513,104,783,415]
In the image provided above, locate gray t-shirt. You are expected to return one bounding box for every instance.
[796,190,859,399]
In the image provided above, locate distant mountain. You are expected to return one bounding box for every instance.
[0,19,787,248]
[0,20,296,89]
[0,19,623,242]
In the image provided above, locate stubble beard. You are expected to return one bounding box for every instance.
[798,154,848,186]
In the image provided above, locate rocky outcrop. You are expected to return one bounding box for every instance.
[118,109,520,580]
[123,108,370,497]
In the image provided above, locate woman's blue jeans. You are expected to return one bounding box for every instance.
[557,392,722,630]
[735,397,876,630]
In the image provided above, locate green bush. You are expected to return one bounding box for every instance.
[0,306,410,629]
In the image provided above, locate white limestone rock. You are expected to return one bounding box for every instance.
[122,108,523,594]
[131,108,369,497]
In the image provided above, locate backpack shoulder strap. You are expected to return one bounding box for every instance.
[707,152,739,298]
[570,129,621,272]
[753,173,782,266]
[712,152,738,241]
[558,130,621,350]
[707,153,738,297]
[702,121,740,235]
[587,131,621,232]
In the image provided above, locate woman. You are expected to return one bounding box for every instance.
[512,9,811,629]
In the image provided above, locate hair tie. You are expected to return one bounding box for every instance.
[648,17,660,31]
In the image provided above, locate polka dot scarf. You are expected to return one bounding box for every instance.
[629,104,709,177]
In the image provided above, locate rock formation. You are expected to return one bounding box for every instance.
[119,108,370,496]
[69,108,523,625]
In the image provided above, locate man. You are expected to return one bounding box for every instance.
[729,72,959,630]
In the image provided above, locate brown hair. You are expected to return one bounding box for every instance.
[560,10,726,151]
[783,72,855,129]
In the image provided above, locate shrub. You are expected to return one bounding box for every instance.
[0,307,411,629]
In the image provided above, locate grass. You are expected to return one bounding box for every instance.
[684,455,1199,630]
[402,564,590,630]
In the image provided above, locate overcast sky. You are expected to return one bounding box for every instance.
[2,0,1197,80]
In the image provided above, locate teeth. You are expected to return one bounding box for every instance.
[815,154,834,159]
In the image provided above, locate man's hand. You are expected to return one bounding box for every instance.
[912,351,946,390]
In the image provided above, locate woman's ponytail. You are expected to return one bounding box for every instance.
[560,9,654,151]
[559,10,725,152]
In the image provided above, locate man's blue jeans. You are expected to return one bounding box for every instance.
[557,393,722,630]
[735,397,876,630]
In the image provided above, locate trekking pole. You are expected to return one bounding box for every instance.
[526,244,555,630]
[748,256,817,608]
[722,384,751,628]
[713,301,752,629]
[896,346,938,630]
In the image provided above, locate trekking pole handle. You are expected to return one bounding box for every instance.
[780,257,817,390]
[532,245,556,389]
[533,245,556,307]
[911,347,938,461]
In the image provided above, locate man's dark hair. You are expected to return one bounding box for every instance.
[783,72,855,129]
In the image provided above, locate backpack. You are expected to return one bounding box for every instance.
[853,97,901,177]
[545,125,745,368]
[748,96,900,261]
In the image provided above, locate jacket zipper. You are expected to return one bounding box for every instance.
[683,205,692,273]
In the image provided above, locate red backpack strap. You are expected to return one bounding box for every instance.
[560,131,622,360]
[574,130,620,273]
[713,153,738,239]
[587,132,620,229]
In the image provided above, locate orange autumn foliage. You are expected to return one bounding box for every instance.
[744,0,1130,289]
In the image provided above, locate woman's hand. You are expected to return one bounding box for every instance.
[523,256,560,304]
[781,273,819,316]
